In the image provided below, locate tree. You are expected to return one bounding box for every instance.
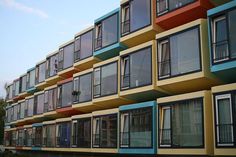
[0,99,6,145]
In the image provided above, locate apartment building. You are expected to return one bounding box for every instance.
[4,0,236,156]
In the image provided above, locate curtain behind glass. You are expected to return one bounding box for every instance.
[130,0,150,32]
[172,99,203,147]
[170,28,200,76]
[130,107,152,147]
[102,14,118,47]
[130,47,151,88]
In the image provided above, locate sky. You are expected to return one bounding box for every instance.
[0,0,120,98]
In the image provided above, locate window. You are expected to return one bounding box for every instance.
[46,53,58,78]
[13,105,17,121]
[36,62,46,84]
[44,88,57,112]
[74,30,93,62]
[159,98,203,148]
[158,27,201,79]
[56,122,71,148]
[20,75,27,93]
[43,124,56,147]
[27,98,34,117]
[215,94,234,146]
[4,131,11,147]
[211,9,236,64]
[157,0,196,16]
[93,62,117,98]
[93,114,117,148]
[57,81,73,108]
[59,43,74,71]
[18,129,25,146]
[32,126,42,147]
[12,130,17,147]
[35,94,44,115]
[14,80,20,96]
[122,0,151,35]
[120,107,152,148]
[158,40,170,78]
[9,84,13,100]
[160,107,171,147]
[73,73,92,103]
[25,128,33,147]
[121,4,130,35]
[27,69,36,89]
[78,118,91,148]
[212,16,229,62]
[71,120,77,147]
[121,47,152,89]
[20,101,25,119]
[16,104,20,120]
[95,13,118,51]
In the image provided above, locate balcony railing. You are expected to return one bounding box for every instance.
[71,135,77,147]
[121,20,130,35]
[213,40,229,63]
[120,132,129,147]
[93,134,100,147]
[217,123,234,145]
[158,60,170,79]
[74,50,80,62]
[95,37,102,50]
[121,74,130,89]
[160,128,171,146]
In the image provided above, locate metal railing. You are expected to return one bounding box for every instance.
[95,37,102,50]
[121,74,130,89]
[217,123,234,145]
[158,60,170,78]
[160,128,171,146]
[213,40,229,63]
[121,20,130,35]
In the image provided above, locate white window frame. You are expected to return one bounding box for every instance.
[160,106,171,147]
[212,15,229,63]
[121,56,130,90]
[93,117,100,148]
[158,39,170,79]
[157,0,168,16]
[122,4,130,35]
[120,112,129,147]
[71,120,78,147]
[215,94,234,146]
[93,68,101,98]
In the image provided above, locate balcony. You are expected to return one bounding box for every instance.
[92,56,133,109]
[119,101,157,154]
[72,69,103,113]
[94,8,126,60]
[33,91,45,122]
[26,67,38,94]
[156,19,221,94]
[58,40,79,78]
[55,118,71,149]
[157,90,213,156]
[35,59,49,90]
[12,78,21,101]
[120,40,168,102]
[91,108,118,153]
[211,83,236,156]
[120,0,162,47]
[42,120,56,150]
[31,123,43,150]
[45,51,63,85]
[23,95,35,124]
[5,83,13,103]
[73,26,100,71]
[208,1,236,83]
[156,0,215,30]
[18,73,29,99]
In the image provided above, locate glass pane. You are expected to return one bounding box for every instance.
[21,75,27,92]
[63,43,74,69]
[102,13,118,47]
[172,99,203,147]
[157,0,168,14]
[93,118,100,146]
[101,62,117,96]
[159,41,170,78]
[61,82,73,107]
[170,28,200,75]
[122,57,130,88]
[120,113,129,146]
[94,69,101,96]
[49,54,58,77]
[57,122,71,147]
[161,108,171,145]
[15,80,20,96]
[79,73,92,102]
[169,0,195,11]
[130,107,152,147]
[229,9,236,58]
[130,0,150,32]
[29,69,35,88]
[28,98,34,117]
[130,47,151,88]
[20,102,25,119]
[217,98,233,144]
[78,118,91,148]
[100,114,117,148]
[38,62,46,83]
[80,30,93,59]
[37,94,44,114]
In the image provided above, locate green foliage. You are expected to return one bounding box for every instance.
[0,99,6,145]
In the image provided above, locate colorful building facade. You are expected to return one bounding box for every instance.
[4,0,236,156]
